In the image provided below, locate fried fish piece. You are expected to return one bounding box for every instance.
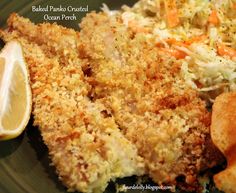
[211,92,236,193]
[79,11,224,191]
[0,13,144,193]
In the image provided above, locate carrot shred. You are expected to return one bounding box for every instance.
[184,35,208,45]
[165,0,180,28]
[159,48,187,59]
[208,10,220,25]
[165,35,207,47]
[156,35,207,59]
[233,3,236,9]
[217,43,236,59]
[165,38,188,47]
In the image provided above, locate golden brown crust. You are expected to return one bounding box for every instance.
[79,11,223,190]
[0,13,145,193]
[211,92,236,155]
[211,92,236,193]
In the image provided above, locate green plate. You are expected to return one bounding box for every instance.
[0,1,222,193]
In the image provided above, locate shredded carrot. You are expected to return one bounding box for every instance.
[208,10,220,25]
[184,35,208,45]
[165,38,188,47]
[217,43,236,59]
[156,35,207,59]
[159,48,187,59]
[165,0,180,28]
[155,39,187,49]
[165,35,207,47]
[233,3,236,9]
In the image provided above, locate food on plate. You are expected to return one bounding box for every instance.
[0,13,144,193]
[211,92,236,193]
[0,41,31,140]
[79,8,222,192]
[1,0,236,192]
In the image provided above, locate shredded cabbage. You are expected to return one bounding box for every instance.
[104,0,236,100]
[131,0,236,100]
[178,44,236,96]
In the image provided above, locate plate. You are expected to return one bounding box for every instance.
[0,1,221,193]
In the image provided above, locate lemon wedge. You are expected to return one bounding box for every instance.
[0,41,32,140]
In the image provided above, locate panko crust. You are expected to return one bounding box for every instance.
[0,13,145,193]
[79,11,224,190]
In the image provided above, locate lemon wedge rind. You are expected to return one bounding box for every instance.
[0,41,32,140]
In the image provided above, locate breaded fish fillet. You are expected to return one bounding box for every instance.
[78,12,223,190]
[0,13,144,193]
